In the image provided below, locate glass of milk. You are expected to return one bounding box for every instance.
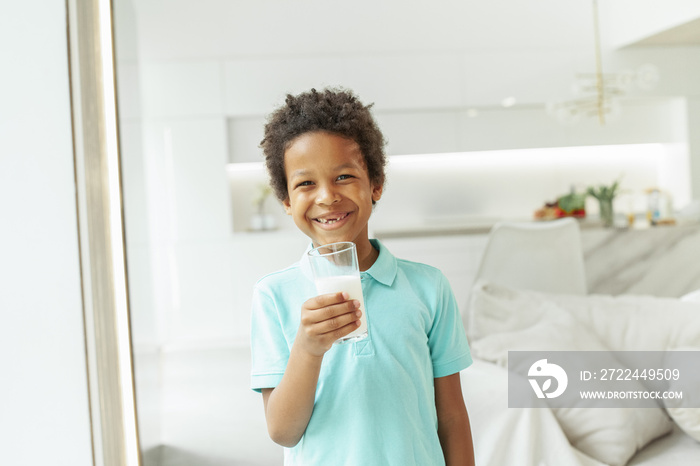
[307,242,368,344]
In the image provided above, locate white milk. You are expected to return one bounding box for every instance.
[314,274,367,342]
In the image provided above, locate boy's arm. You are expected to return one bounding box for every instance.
[261,345,322,447]
[435,373,475,466]
[261,292,361,447]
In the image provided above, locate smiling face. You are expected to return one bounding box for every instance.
[282,131,383,255]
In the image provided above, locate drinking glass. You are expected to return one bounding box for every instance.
[307,242,368,343]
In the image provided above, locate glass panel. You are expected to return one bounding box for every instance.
[113,1,302,464]
[112,1,700,464]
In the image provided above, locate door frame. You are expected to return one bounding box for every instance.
[67,0,140,464]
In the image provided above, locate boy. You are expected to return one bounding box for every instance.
[250,88,475,465]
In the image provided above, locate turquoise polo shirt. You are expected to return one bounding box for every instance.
[250,239,472,466]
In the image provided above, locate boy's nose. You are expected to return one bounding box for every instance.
[315,184,341,205]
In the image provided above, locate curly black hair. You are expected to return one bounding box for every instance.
[260,87,387,202]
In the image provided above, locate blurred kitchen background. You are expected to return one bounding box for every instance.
[110,0,700,464]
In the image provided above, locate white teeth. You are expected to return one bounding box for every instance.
[316,214,346,224]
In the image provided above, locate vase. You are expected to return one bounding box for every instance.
[250,212,277,231]
[599,198,614,228]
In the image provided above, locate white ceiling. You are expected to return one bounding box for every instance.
[126,0,595,60]
[120,0,700,62]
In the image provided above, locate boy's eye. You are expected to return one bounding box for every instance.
[337,174,354,181]
[295,181,314,188]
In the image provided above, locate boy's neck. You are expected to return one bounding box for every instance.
[356,239,379,272]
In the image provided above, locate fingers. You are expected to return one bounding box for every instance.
[302,293,360,328]
[297,290,364,357]
[304,291,351,310]
[300,293,362,344]
[311,306,362,337]
[301,311,361,347]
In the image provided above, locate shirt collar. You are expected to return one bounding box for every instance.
[299,239,397,287]
[363,239,397,286]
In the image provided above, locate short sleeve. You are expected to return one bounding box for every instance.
[427,273,472,378]
[250,282,290,392]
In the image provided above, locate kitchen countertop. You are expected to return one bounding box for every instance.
[582,222,700,297]
[373,216,631,239]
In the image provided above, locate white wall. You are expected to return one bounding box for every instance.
[0,2,93,465]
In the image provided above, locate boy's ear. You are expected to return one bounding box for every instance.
[282,197,292,215]
[372,184,383,203]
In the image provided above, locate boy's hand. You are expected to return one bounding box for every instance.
[297,292,362,357]
[263,292,361,447]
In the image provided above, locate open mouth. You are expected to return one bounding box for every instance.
[314,212,349,225]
